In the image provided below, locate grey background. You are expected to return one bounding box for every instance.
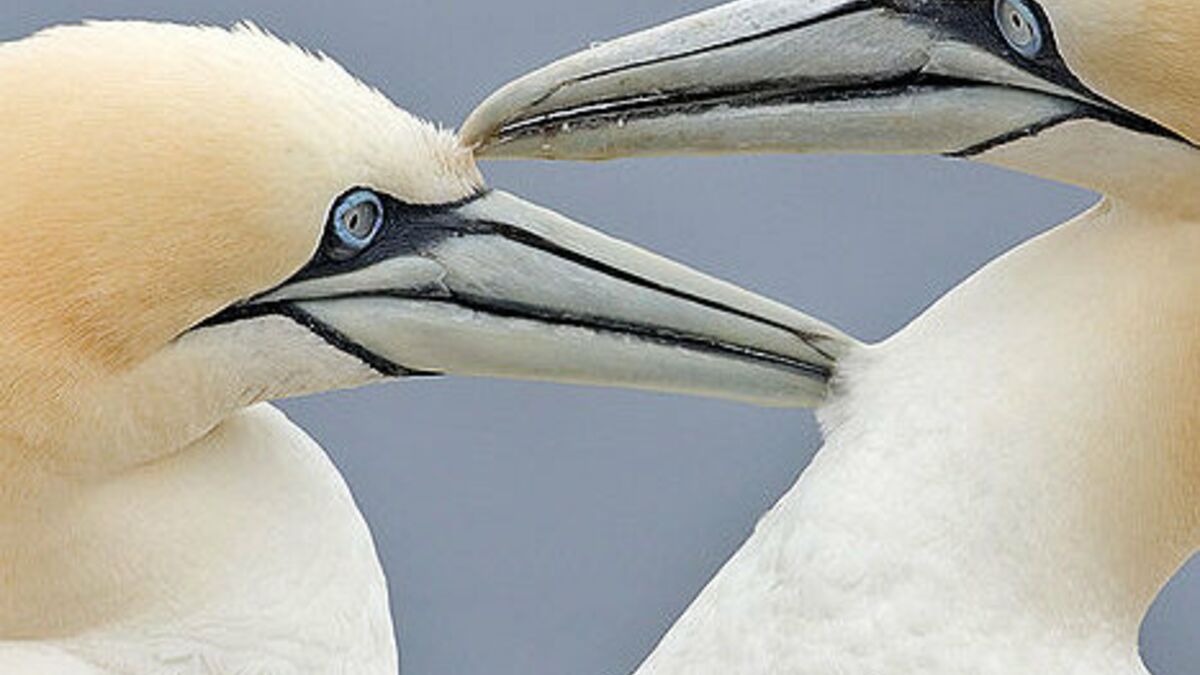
[5,1,1197,673]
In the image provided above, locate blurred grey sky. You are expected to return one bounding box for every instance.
[4,2,1196,674]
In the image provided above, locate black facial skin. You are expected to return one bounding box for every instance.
[893,0,1185,153]
[898,0,1090,98]
[193,190,493,378]
[493,0,1191,158]
[290,190,490,285]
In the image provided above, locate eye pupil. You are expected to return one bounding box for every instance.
[345,203,378,238]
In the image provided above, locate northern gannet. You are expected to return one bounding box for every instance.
[464,0,1200,673]
[0,21,849,673]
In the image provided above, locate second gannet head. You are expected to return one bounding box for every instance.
[0,21,846,470]
[463,0,1200,212]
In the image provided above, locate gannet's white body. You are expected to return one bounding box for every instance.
[0,22,841,674]
[465,0,1200,672]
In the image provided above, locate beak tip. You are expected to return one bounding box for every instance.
[461,98,515,153]
[458,117,493,154]
[464,63,591,156]
[463,81,542,152]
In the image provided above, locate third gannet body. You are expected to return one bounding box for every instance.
[0,21,842,673]
[465,0,1200,672]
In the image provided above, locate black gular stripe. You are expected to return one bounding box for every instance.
[198,298,438,378]
[947,111,1082,158]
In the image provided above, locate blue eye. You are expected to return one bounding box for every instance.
[328,190,384,260]
[995,0,1044,58]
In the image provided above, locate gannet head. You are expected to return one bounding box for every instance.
[463,0,1200,210]
[0,22,843,465]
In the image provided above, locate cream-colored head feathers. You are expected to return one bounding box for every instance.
[956,0,1200,215]
[1045,0,1200,143]
[0,22,482,441]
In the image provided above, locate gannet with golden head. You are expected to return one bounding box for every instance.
[465,0,1200,672]
[0,21,851,674]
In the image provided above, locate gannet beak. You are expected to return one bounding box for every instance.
[205,190,848,407]
[462,0,1179,160]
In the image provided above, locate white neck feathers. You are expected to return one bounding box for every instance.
[640,199,1200,674]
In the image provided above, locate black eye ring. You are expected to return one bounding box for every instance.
[327,189,384,261]
[995,0,1044,58]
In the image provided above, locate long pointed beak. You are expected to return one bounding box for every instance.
[213,190,849,407]
[462,0,1179,160]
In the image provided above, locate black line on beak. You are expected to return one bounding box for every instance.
[198,302,440,379]
[471,218,839,362]
[497,71,972,141]
[498,0,884,132]
[299,288,833,382]
[443,293,833,380]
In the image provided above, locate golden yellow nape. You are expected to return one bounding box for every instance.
[1045,0,1200,142]
[0,21,480,403]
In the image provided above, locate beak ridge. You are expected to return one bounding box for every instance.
[461,0,884,150]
